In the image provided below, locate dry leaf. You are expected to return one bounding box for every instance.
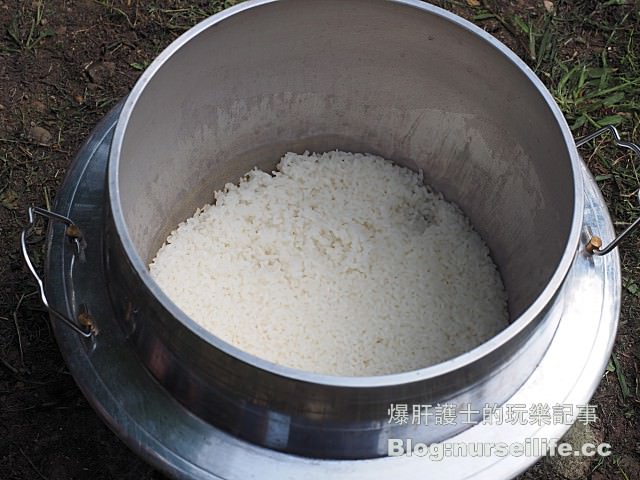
[467,0,481,6]
[0,189,19,210]
[543,0,555,13]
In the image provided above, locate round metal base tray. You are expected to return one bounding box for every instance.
[45,104,620,480]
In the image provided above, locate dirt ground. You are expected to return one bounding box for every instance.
[1,1,638,479]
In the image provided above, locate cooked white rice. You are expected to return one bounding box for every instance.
[149,151,508,376]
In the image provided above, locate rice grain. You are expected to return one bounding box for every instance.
[149,151,508,376]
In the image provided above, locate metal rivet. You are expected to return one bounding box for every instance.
[78,311,97,335]
[586,235,602,255]
[65,223,82,239]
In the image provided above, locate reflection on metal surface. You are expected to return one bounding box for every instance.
[43,102,619,479]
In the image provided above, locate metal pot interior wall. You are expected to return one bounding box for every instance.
[104,0,584,459]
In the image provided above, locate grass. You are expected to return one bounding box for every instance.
[145,2,238,31]
[535,3,640,257]
[465,2,640,129]
[93,0,137,28]
[485,3,638,133]
[5,1,53,52]
[610,353,632,401]
[613,455,632,480]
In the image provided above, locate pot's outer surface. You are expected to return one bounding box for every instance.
[105,0,584,458]
[46,103,619,480]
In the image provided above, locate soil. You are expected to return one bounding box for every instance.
[1,1,638,479]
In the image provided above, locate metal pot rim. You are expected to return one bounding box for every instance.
[107,0,584,387]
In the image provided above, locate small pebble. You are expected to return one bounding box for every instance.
[86,61,116,84]
[30,125,52,144]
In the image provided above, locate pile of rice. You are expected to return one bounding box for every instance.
[149,151,508,376]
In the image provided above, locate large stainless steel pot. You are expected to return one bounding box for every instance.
[103,0,584,459]
[20,0,640,475]
[24,103,623,479]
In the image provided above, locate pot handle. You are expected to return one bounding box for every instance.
[20,207,95,337]
[576,125,640,256]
